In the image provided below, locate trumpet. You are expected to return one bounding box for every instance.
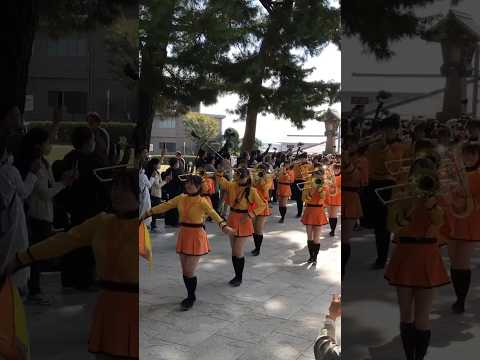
[93,164,130,183]
[297,178,324,191]
[375,159,460,205]
[358,133,385,147]
[178,171,215,181]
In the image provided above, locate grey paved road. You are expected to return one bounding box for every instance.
[343,230,480,360]
[140,203,340,360]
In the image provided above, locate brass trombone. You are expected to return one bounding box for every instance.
[93,164,130,183]
[178,171,216,181]
[297,178,324,191]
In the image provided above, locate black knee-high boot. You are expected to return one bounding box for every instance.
[229,256,245,287]
[251,234,263,256]
[329,218,338,236]
[181,276,197,310]
[279,206,287,222]
[451,268,471,313]
[311,243,320,263]
[307,240,314,262]
[341,243,351,279]
[400,322,416,360]
[415,328,431,360]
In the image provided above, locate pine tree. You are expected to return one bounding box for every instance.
[216,0,340,152]
[342,0,463,59]
[136,0,257,150]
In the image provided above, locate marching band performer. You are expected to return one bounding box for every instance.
[5,169,141,359]
[216,168,266,286]
[143,174,235,310]
[341,137,363,279]
[276,163,295,223]
[365,116,410,269]
[326,162,341,237]
[447,142,480,314]
[301,168,334,264]
[291,153,314,218]
[384,147,449,360]
[251,163,274,256]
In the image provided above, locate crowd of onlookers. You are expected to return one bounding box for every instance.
[0,106,129,305]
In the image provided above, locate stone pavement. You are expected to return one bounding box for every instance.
[343,230,480,360]
[25,272,97,360]
[140,203,341,360]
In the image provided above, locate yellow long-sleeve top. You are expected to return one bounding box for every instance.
[387,199,444,238]
[149,193,225,225]
[17,214,138,284]
[367,142,410,182]
[216,176,267,216]
[293,162,314,181]
[253,176,274,202]
[302,186,326,205]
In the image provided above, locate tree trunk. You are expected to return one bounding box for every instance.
[1,1,39,115]
[240,1,293,153]
[241,90,260,153]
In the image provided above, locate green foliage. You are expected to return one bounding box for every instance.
[183,112,220,144]
[27,121,136,145]
[219,0,341,129]
[104,15,139,88]
[342,0,463,59]
[41,0,137,37]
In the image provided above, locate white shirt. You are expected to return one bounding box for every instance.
[0,162,37,289]
[28,160,65,222]
[139,169,151,226]
[149,170,165,198]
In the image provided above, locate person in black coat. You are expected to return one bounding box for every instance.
[162,157,184,226]
[59,126,109,290]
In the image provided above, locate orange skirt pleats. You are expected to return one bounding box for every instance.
[385,243,449,288]
[227,211,254,237]
[176,227,210,256]
[341,191,363,219]
[89,290,139,359]
[302,206,328,226]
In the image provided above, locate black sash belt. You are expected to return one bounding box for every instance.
[342,186,360,192]
[231,208,249,213]
[180,222,204,228]
[398,237,436,244]
[98,281,139,293]
[306,204,323,208]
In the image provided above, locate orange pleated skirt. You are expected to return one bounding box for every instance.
[176,226,210,256]
[89,290,139,359]
[302,206,328,226]
[385,241,449,288]
[341,191,362,219]
[449,208,480,242]
[0,277,18,360]
[326,192,341,207]
[277,183,292,198]
[228,211,254,237]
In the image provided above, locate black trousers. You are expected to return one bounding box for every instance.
[365,179,395,265]
[150,195,162,229]
[27,218,52,295]
[291,180,304,215]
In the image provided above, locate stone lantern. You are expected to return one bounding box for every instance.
[322,109,340,155]
[423,10,480,121]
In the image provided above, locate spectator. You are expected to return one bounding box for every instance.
[60,126,108,290]
[175,151,186,172]
[145,157,169,232]
[86,112,110,166]
[0,133,39,294]
[16,128,75,304]
[162,158,184,226]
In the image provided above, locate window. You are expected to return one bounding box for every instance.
[48,35,87,57]
[159,142,176,153]
[155,116,176,129]
[48,91,87,114]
